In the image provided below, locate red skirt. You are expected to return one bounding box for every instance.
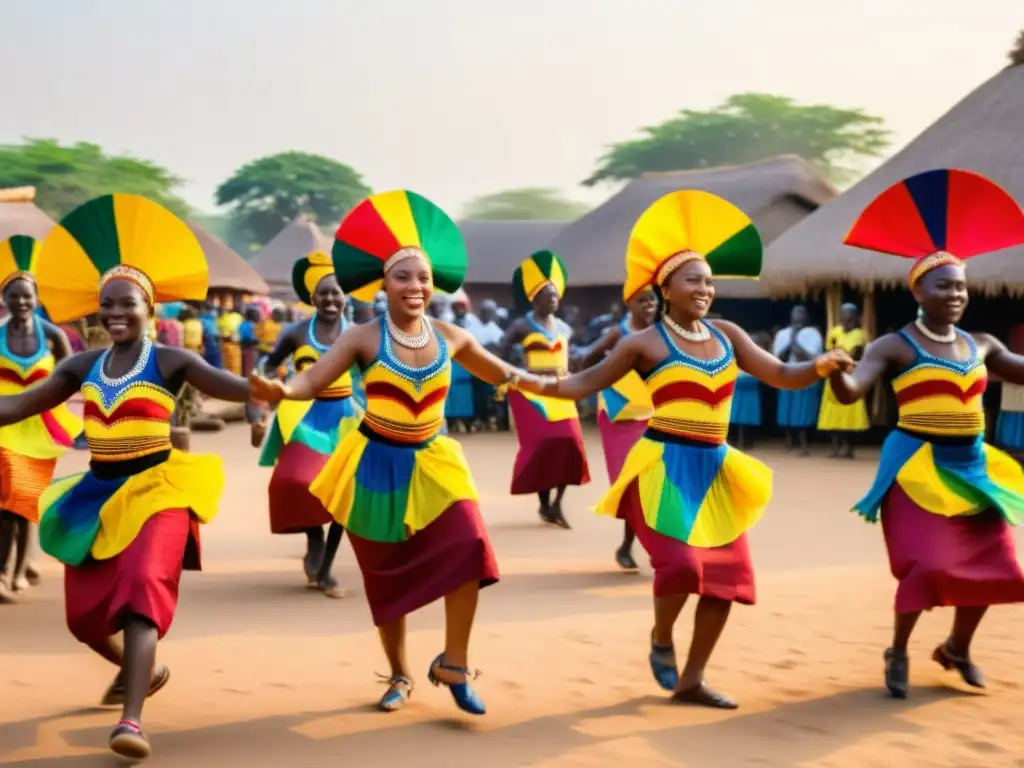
[348,500,499,626]
[268,442,333,533]
[64,509,200,645]
[622,481,756,604]
[507,391,590,495]
[882,484,1024,613]
[597,411,647,483]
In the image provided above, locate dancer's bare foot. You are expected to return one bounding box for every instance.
[317,573,345,599]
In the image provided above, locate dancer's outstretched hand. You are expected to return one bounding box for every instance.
[248,371,289,403]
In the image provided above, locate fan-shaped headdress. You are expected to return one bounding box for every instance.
[332,190,466,303]
[512,249,567,309]
[624,190,762,301]
[0,235,41,294]
[291,251,337,306]
[844,169,1024,289]
[34,194,209,323]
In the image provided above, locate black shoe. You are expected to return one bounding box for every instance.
[884,647,909,699]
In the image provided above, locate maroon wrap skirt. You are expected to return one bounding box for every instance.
[507,390,590,495]
[597,411,647,483]
[268,442,333,533]
[65,508,200,644]
[348,500,499,627]
[882,484,1024,613]
[621,480,755,604]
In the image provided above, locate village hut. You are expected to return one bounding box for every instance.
[0,187,57,241]
[248,215,333,299]
[459,220,567,305]
[186,222,269,299]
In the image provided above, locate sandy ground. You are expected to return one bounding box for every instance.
[2,426,1024,767]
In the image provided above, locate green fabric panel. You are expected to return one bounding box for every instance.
[59,195,121,275]
[348,483,411,543]
[406,191,466,293]
[707,223,763,278]
[332,241,386,295]
[9,235,37,271]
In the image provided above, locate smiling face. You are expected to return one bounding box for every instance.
[2,278,37,322]
[663,259,714,320]
[98,279,151,344]
[627,287,659,327]
[383,256,434,320]
[313,274,344,322]
[532,283,559,317]
[914,264,968,325]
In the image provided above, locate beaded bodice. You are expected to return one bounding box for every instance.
[0,320,53,394]
[294,316,352,400]
[522,315,569,373]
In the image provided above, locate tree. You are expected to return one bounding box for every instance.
[215,152,370,247]
[585,93,891,187]
[1010,29,1024,66]
[462,187,589,221]
[0,139,189,218]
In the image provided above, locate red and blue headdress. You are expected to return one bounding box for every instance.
[844,169,1024,288]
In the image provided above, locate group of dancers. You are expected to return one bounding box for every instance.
[1,168,1024,762]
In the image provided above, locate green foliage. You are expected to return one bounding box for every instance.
[1010,29,1024,66]
[215,151,371,247]
[462,187,589,221]
[0,138,189,218]
[585,93,891,186]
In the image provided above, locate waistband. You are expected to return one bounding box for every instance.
[896,426,982,446]
[359,421,435,449]
[89,449,171,480]
[643,427,723,448]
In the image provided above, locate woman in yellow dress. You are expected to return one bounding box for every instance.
[218,302,244,374]
[0,235,83,604]
[0,194,259,761]
[533,191,850,707]
[250,190,544,715]
[817,302,869,458]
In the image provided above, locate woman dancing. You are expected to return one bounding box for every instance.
[250,190,542,715]
[0,194,259,761]
[817,303,869,458]
[500,250,590,528]
[533,191,850,707]
[0,235,82,603]
[826,169,1024,699]
[582,284,658,569]
[255,251,361,597]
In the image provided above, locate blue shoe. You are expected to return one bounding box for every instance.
[378,674,413,712]
[649,634,679,691]
[428,653,486,715]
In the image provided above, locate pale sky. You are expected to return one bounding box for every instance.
[1,1,1019,217]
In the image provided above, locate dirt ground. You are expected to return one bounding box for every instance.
[2,426,1024,767]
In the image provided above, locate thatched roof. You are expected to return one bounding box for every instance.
[0,187,57,241]
[460,220,567,284]
[547,156,836,299]
[186,222,269,295]
[764,58,1024,297]
[248,215,333,297]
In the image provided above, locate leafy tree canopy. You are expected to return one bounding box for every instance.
[463,187,589,221]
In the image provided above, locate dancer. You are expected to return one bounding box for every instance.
[817,303,869,458]
[826,169,1024,699]
[533,191,851,708]
[0,235,83,603]
[500,250,590,528]
[250,190,541,715]
[0,194,259,761]
[582,284,658,569]
[255,251,361,597]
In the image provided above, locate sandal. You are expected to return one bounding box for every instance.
[933,641,986,688]
[109,719,151,761]
[377,673,414,712]
[649,632,679,692]
[428,653,486,715]
[884,647,909,699]
[101,665,171,708]
[672,681,738,709]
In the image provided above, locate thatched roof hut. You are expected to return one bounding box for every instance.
[248,215,333,298]
[548,156,836,299]
[0,187,57,241]
[186,222,269,295]
[459,220,567,284]
[764,54,1024,297]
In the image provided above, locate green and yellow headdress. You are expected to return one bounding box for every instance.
[512,250,567,309]
[291,250,337,306]
[332,190,467,303]
[624,190,762,300]
[0,235,41,295]
[34,194,209,323]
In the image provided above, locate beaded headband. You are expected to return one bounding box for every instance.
[100,265,155,306]
[383,247,430,276]
[0,271,35,294]
[655,251,706,287]
[907,251,965,289]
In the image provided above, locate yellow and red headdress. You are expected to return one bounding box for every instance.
[0,234,41,295]
[35,194,209,323]
[291,251,336,306]
[844,169,1024,289]
[513,250,566,309]
[332,190,467,303]
[624,190,762,301]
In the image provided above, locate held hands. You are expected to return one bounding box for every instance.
[814,349,855,377]
[248,371,290,404]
